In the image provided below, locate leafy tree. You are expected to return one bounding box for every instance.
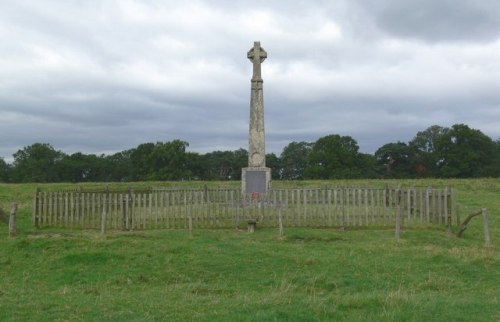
[129,143,156,181]
[147,140,194,180]
[492,139,500,177]
[81,154,106,181]
[409,125,449,177]
[106,150,133,182]
[0,158,11,182]
[357,153,378,178]
[185,152,204,180]
[375,142,415,178]
[231,148,248,180]
[12,143,65,182]
[202,149,248,180]
[435,124,496,177]
[305,135,364,179]
[265,153,281,180]
[56,153,111,182]
[56,153,90,182]
[125,141,197,181]
[8,124,497,182]
[203,151,236,180]
[279,141,313,180]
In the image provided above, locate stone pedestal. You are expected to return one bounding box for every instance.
[242,167,271,194]
[247,219,257,233]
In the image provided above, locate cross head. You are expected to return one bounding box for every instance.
[247,41,267,80]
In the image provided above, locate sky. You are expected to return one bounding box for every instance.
[2,0,500,162]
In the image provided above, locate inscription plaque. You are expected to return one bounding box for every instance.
[245,170,267,194]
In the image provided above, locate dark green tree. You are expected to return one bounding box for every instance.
[435,124,496,177]
[57,153,113,182]
[305,135,364,179]
[265,153,281,180]
[203,151,236,180]
[231,148,248,180]
[105,150,133,182]
[202,149,248,180]
[129,143,156,181]
[409,125,449,177]
[375,142,415,178]
[357,153,378,178]
[492,139,500,177]
[56,152,91,182]
[148,140,194,180]
[0,158,11,182]
[12,143,65,182]
[186,152,204,180]
[496,139,500,169]
[279,141,313,180]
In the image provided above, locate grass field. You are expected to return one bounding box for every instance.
[0,179,499,321]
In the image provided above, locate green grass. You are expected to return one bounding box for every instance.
[0,179,499,321]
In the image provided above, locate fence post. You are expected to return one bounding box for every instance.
[9,203,17,238]
[425,186,431,224]
[33,188,40,229]
[188,191,193,236]
[101,186,109,235]
[450,187,457,228]
[278,205,284,238]
[128,187,133,230]
[77,186,83,228]
[121,193,126,230]
[444,187,452,237]
[482,208,492,248]
[395,188,401,240]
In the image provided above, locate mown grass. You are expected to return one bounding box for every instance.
[0,179,499,321]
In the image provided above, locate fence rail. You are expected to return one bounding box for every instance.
[33,187,455,231]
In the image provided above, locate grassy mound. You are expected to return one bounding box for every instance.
[0,179,498,321]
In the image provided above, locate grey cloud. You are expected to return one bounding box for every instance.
[1,0,500,163]
[361,0,500,42]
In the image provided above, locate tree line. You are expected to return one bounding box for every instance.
[1,123,499,183]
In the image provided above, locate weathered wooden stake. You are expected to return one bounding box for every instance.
[482,208,492,248]
[101,187,109,234]
[33,188,40,229]
[278,206,284,237]
[456,210,482,238]
[9,203,17,238]
[395,189,401,240]
[445,216,452,237]
[444,187,452,236]
[127,187,133,230]
[188,195,193,236]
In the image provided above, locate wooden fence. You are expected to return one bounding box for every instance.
[33,187,455,231]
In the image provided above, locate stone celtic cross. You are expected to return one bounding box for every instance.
[241,41,271,194]
[247,41,267,81]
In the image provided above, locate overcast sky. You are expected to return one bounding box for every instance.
[2,0,500,162]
